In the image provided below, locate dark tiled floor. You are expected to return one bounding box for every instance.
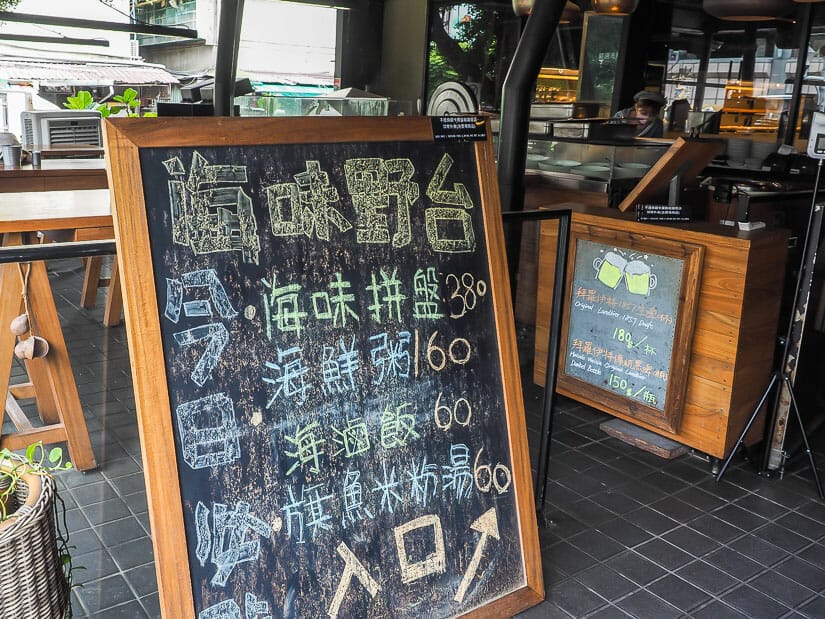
[6,258,825,618]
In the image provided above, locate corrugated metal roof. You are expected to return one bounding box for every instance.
[0,60,179,85]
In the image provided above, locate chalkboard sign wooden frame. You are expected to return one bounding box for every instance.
[104,116,542,618]
[557,222,703,432]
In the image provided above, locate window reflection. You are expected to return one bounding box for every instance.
[666,6,825,144]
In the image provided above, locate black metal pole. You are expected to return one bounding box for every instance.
[535,211,569,514]
[214,0,245,117]
[502,208,571,516]
[783,375,825,500]
[720,161,825,491]
[0,240,116,264]
[715,372,777,482]
[761,158,825,474]
[783,3,812,146]
[497,0,567,300]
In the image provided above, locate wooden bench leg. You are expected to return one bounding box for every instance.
[0,234,96,471]
[81,256,104,309]
[0,262,19,433]
[26,259,97,470]
[103,256,123,327]
[1,246,59,428]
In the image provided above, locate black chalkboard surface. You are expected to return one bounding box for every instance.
[104,117,542,618]
[566,239,683,411]
[557,222,703,433]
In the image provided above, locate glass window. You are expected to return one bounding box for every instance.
[665,6,825,144]
[426,2,522,111]
[425,1,582,112]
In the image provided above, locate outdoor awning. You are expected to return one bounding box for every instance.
[0,59,179,86]
[250,82,334,97]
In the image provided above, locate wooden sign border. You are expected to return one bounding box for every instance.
[616,137,724,212]
[103,116,543,618]
[557,221,704,432]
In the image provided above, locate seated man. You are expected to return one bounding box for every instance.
[614,91,666,138]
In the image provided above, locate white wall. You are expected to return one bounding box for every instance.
[236,0,335,80]
[141,0,336,83]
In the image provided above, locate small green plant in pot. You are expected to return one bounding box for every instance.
[0,442,76,618]
[64,88,157,118]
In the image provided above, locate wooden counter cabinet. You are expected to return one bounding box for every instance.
[534,206,789,459]
[0,159,107,193]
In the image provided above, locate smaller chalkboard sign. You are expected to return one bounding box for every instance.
[557,222,703,432]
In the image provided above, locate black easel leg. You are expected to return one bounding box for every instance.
[716,372,778,482]
[534,213,570,521]
[783,376,825,500]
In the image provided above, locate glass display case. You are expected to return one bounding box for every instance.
[236,94,389,117]
[524,135,672,207]
[526,136,670,181]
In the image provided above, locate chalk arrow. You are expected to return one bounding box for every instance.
[454,508,499,603]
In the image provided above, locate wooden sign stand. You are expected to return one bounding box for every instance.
[0,233,96,471]
[617,137,724,212]
[104,116,543,618]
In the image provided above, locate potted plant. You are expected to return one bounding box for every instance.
[0,443,74,618]
[65,88,158,118]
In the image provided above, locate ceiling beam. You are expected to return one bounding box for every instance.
[0,33,110,46]
[0,11,198,39]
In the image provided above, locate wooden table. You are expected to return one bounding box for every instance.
[0,189,115,470]
[0,159,108,193]
[37,144,105,159]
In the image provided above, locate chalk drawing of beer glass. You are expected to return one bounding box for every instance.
[624,260,657,296]
[593,251,627,289]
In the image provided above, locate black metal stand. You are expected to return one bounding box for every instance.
[0,239,115,264]
[715,160,825,501]
[502,208,571,521]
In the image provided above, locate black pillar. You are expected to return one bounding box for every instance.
[335,0,384,90]
[497,0,566,300]
[214,0,245,117]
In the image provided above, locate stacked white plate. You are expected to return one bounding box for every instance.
[750,140,777,164]
[614,162,652,178]
[745,157,764,169]
[575,164,611,179]
[538,159,581,172]
[726,138,751,166]
[526,154,549,169]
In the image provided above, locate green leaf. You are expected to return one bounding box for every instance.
[64,90,95,110]
[25,442,38,463]
[114,88,139,105]
[48,447,63,465]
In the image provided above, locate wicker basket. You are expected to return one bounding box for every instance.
[0,462,70,618]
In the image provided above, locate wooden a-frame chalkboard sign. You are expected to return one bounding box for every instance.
[104,116,543,618]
